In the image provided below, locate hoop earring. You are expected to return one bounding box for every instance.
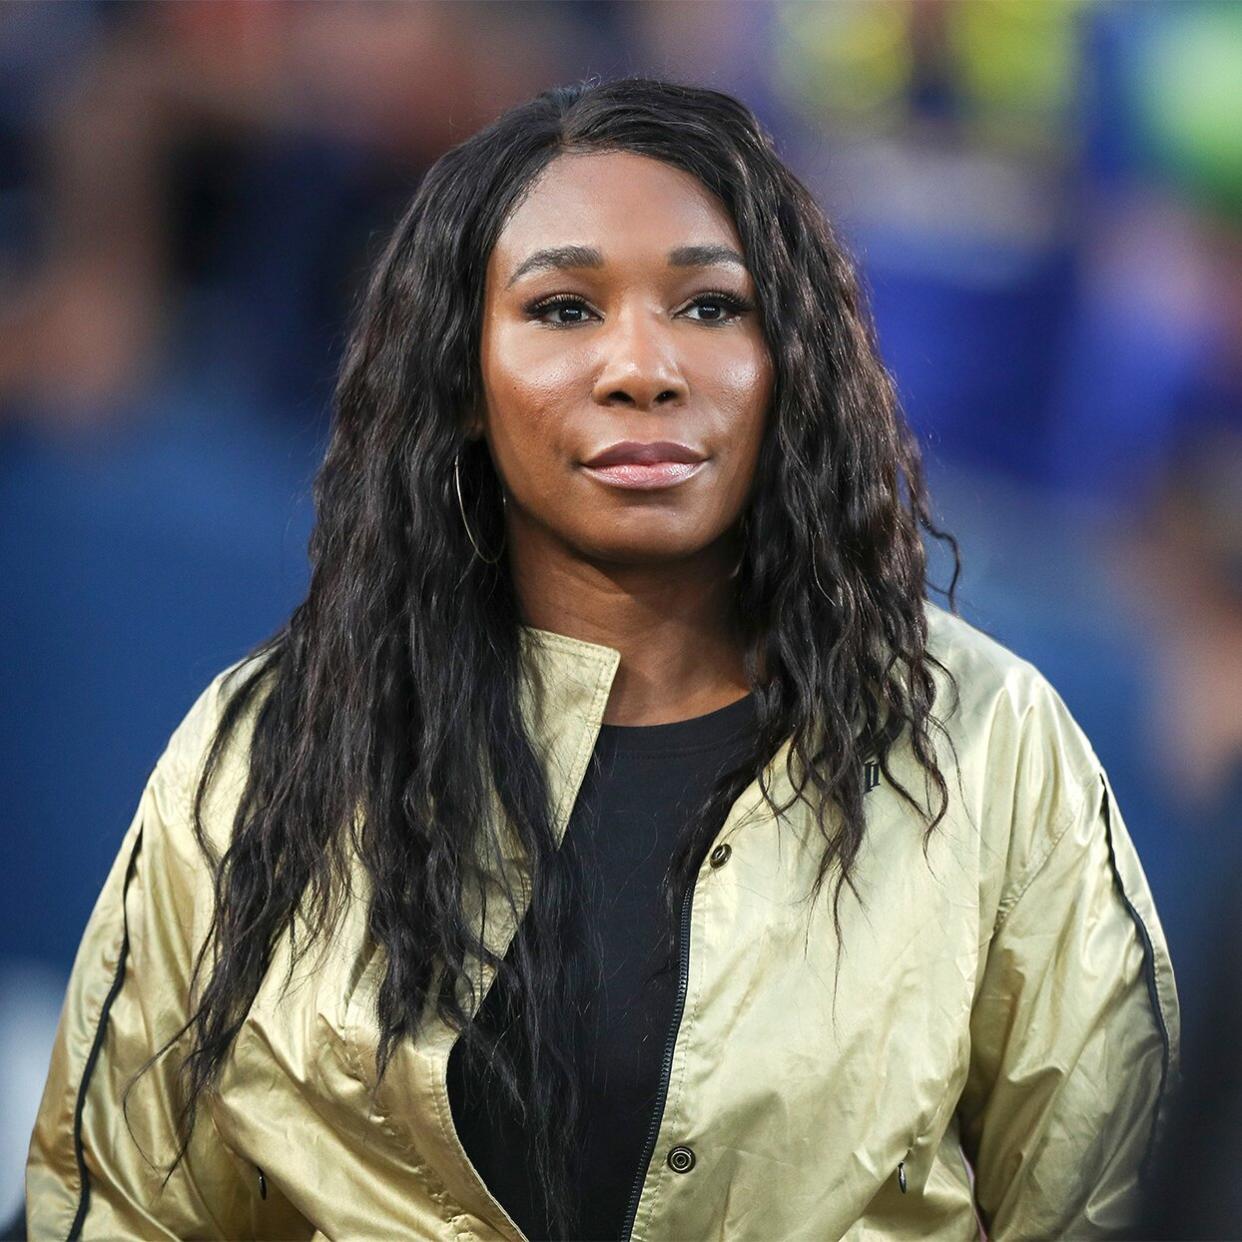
[729,511,750,580]
[454,448,506,565]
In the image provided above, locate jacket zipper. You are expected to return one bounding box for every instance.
[619,876,697,1242]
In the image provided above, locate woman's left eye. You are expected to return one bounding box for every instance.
[680,293,753,324]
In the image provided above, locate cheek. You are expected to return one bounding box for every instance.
[482,328,581,477]
[713,347,771,396]
[710,347,772,459]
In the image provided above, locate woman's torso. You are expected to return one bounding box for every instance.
[28,603,1177,1241]
[447,688,761,1241]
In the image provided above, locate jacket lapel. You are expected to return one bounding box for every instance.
[372,625,623,1239]
[515,625,623,850]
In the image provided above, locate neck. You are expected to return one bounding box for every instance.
[509,525,749,726]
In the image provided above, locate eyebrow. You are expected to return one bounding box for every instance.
[505,242,747,287]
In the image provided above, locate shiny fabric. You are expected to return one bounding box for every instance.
[27,604,1180,1241]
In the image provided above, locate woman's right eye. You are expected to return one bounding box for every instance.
[525,295,596,327]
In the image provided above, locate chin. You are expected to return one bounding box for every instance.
[573,530,720,569]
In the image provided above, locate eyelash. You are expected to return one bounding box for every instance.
[524,290,754,327]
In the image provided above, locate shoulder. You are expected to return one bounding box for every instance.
[920,602,1107,900]
[150,647,281,862]
[924,601,1063,718]
[924,600,1101,790]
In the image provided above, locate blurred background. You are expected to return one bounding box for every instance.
[2,0,1239,1225]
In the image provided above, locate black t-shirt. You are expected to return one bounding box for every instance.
[446,689,760,1241]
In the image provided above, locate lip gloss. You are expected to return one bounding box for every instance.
[580,460,706,490]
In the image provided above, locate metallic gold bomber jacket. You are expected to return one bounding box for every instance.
[28,603,1179,1241]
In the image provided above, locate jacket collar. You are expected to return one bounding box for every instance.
[512,624,797,848]
[516,624,622,849]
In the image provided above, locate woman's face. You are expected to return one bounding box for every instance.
[476,150,773,569]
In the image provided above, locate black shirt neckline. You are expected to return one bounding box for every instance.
[596,690,758,755]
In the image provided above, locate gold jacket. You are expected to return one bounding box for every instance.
[28,605,1179,1241]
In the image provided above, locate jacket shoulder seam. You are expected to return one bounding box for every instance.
[1097,773,1176,1182]
[66,823,145,1241]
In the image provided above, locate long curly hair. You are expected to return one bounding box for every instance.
[161,77,961,1235]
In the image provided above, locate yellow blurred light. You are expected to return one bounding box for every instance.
[775,0,913,120]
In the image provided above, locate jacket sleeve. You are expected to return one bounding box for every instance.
[25,675,306,1241]
[957,723,1181,1240]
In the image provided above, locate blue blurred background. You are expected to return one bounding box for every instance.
[2,0,1239,1219]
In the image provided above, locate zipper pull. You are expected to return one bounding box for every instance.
[897,1159,908,1194]
[257,1167,268,1200]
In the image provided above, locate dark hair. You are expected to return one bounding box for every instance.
[159,76,961,1233]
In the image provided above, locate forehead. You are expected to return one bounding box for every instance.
[489,150,743,275]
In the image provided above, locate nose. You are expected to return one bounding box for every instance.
[591,307,688,411]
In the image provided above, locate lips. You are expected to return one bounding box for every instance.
[579,440,708,491]
[582,440,706,468]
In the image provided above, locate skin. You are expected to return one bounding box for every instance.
[474,150,774,725]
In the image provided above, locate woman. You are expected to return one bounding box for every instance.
[28,78,1177,1241]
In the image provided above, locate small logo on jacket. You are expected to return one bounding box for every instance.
[863,761,881,794]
